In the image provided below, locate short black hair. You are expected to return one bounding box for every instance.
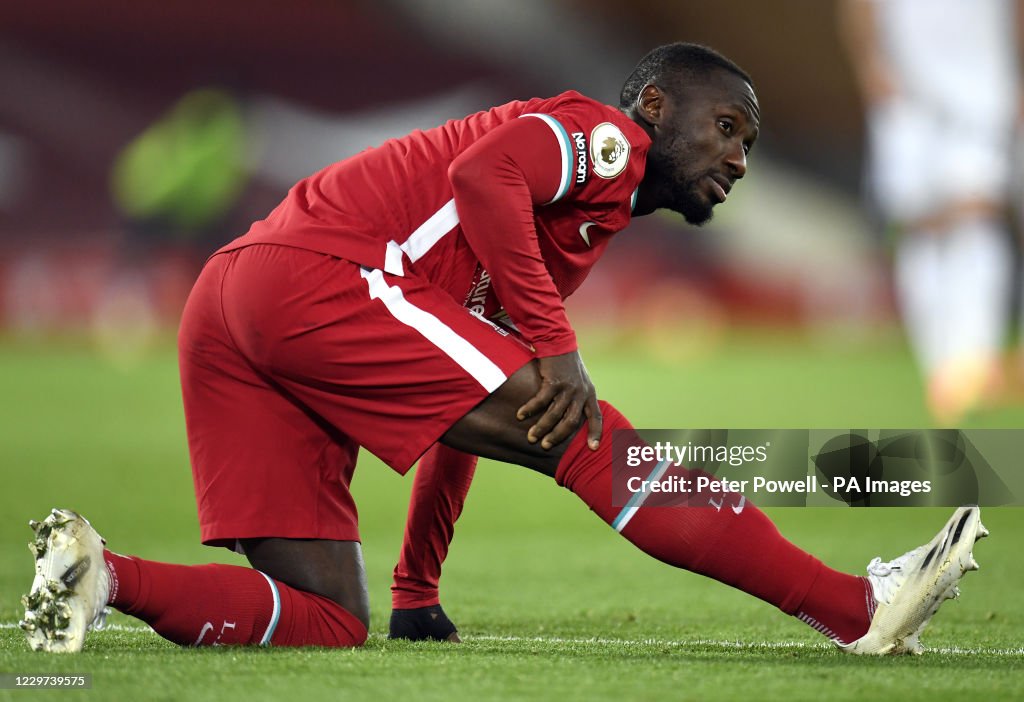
[619,42,753,109]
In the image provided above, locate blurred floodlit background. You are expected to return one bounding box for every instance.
[0,0,1018,403]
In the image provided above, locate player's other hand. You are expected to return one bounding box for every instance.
[517,351,602,451]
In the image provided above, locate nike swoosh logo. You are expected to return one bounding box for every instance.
[579,221,596,247]
[194,622,214,646]
[731,496,747,514]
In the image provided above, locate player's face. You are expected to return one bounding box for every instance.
[645,73,760,225]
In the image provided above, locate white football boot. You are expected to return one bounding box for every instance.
[838,505,988,655]
[20,509,111,653]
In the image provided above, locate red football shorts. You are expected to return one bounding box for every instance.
[178,244,534,546]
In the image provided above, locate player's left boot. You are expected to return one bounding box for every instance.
[838,505,988,655]
[20,508,111,653]
[389,604,461,642]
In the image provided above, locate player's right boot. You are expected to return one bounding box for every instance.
[838,505,988,655]
[20,508,111,653]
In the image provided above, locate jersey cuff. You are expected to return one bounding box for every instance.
[531,334,578,358]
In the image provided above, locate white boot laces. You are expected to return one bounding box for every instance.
[867,557,898,578]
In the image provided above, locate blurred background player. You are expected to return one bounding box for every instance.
[840,0,1023,424]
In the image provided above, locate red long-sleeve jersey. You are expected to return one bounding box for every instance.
[216,90,651,357]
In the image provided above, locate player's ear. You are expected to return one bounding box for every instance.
[635,84,664,127]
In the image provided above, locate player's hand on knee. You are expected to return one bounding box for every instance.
[517,351,602,451]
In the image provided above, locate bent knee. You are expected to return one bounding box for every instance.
[441,361,573,475]
[322,593,369,647]
[350,626,370,650]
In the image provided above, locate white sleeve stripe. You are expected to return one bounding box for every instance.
[384,240,405,276]
[520,113,572,204]
[400,199,460,263]
[360,267,509,392]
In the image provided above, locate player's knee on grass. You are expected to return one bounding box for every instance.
[240,538,371,631]
[441,361,580,477]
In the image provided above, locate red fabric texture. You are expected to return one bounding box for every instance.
[215,91,650,357]
[554,402,870,643]
[391,444,478,609]
[179,245,535,547]
[449,116,577,355]
[103,550,366,647]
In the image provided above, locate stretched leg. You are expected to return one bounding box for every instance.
[443,375,870,642]
[441,364,987,653]
[390,444,476,641]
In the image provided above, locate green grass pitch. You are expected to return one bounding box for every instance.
[1,330,1022,701]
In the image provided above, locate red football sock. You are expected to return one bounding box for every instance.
[392,445,477,609]
[555,402,871,645]
[103,550,367,647]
